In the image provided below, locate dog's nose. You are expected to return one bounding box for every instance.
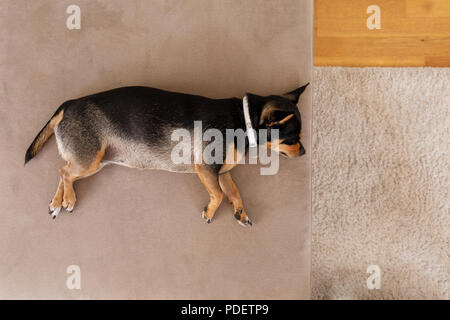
[299,145,306,156]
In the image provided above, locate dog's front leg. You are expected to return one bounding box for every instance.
[218,171,252,227]
[194,164,223,223]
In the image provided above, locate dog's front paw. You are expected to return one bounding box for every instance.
[48,201,61,220]
[234,209,252,227]
[201,206,213,224]
[238,217,252,227]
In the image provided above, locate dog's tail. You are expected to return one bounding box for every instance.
[24,100,73,165]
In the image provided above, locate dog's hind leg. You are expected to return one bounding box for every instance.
[218,171,252,227]
[194,164,223,224]
[49,145,106,219]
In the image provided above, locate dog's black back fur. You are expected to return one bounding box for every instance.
[86,86,246,143]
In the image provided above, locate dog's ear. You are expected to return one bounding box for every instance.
[269,113,294,126]
[282,83,309,104]
[259,105,294,126]
[247,92,297,127]
[259,104,280,125]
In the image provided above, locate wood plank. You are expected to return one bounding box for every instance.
[315,0,450,67]
[315,0,405,18]
[316,36,450,56]
[425,56,450,66]
[316,18,450,37]
[406,0,450,17]
[314,56,425,67]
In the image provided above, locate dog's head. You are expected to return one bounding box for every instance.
[248,83,309,158]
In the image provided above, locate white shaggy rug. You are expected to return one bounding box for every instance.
[312,67,449,299]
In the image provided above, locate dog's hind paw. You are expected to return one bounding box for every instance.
[234,209,252,227]
[201,207,212,224]
[48,202,61,220]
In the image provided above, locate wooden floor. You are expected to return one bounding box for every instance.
[314,0,450,66]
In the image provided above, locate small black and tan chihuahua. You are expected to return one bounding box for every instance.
[25,84,308,226]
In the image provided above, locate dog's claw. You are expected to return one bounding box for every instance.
[50,210,60,220]
[49,207,61,220]
[238,217,252,227]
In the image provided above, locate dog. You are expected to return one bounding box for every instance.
[25,84,308,226]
